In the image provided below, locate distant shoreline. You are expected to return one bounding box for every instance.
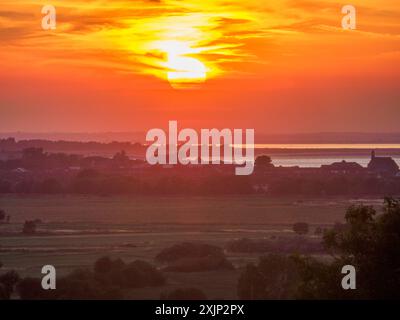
[1,132,400,144]
[2,136,400,167]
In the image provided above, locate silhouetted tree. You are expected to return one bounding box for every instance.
[254,155,274,173]
[94,256,115,274]
[255,155,273,167]
[17,271,122,300]
[238,254,299,299]
[122,260,165,287]
[18,257,164,299]
[296,197,400,299]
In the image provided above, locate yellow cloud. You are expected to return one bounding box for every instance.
[0,0,399,85]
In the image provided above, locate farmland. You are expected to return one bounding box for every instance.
[0,194,383,299]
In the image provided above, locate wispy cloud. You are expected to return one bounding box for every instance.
[0,0,399,81]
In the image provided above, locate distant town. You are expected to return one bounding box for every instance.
[0,137,399,197]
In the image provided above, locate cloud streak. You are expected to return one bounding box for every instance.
[0,0,399,82]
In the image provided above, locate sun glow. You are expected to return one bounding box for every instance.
[157,41,207,88]
[107,7,256,89]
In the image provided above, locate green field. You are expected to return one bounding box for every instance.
[0,194,383,299]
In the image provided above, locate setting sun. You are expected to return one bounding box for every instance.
[156,41,207,88]
[0,0,399,131]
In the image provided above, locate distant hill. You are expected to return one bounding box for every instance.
[0,132,146,143]
[1,132,400,144]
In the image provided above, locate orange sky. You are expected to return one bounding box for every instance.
[0,0,399,134]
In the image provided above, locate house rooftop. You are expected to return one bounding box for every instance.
[322,160,363,171]
[368,150,399,175]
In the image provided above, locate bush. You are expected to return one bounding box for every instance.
[93,256,165,289]
[163,256,233,272]
[94,256,125,274]
[18,257,165,299]
[18,270,123,300]
[237,254,299,299]
[122,260,165,288]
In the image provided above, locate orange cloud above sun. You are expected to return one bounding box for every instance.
[1,0,398,88]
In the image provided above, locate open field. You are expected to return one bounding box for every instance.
[0,194,384,224]
[0,195,384,299]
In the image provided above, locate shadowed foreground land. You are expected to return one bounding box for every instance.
[0,195,383,299]
[0,195,382,224]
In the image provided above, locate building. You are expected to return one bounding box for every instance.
[367,150,399,176]
[321,160,364,174]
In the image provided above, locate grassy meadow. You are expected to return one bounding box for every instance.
[0,194,383,299]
